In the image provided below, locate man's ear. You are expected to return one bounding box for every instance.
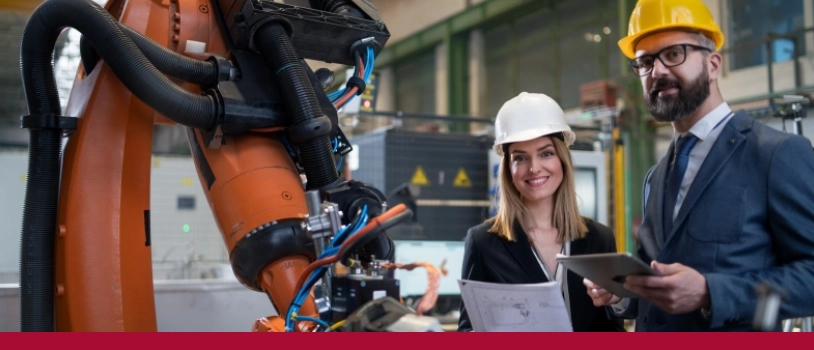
[708,52,722,81]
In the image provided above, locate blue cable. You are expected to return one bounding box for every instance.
[328,88,345,101]
[327,54,362,100]
[284,222,354,330]
[287,264,332,331]
[331,205,367,248]
[284,207,370,331]
[341,47,376,107]
[286,271,322,331]
[321,247,339,258]
[329,47,376,105]
[333,137,343,171]
[286,271,318,329]
[353,206,369,233]
[329,225,349,248]
[364,47,374,82]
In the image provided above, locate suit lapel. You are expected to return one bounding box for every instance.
[501,222,548,282]
[663,112,751,248]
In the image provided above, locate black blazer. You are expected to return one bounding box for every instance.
[457,217,625,332]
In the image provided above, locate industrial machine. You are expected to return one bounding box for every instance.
[17,0,440,332]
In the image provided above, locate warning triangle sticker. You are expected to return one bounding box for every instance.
[453,167,472,188]
[411,165,430,186]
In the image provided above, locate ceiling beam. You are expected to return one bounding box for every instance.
[376,0,549,67]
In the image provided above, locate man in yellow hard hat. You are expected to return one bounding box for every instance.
[584,0,814,331]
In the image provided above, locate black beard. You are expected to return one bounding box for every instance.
[645,67,710,122]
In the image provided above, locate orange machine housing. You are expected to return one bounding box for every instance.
[55,0,317,331]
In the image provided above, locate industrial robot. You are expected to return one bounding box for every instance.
[17,0,440,332]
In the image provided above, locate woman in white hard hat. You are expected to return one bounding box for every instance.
[457,92,624,332]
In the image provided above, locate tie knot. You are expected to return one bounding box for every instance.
[675,134,698,156]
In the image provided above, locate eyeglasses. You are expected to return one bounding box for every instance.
[628,44,711,76]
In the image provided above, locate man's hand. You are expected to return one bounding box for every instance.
[584,278,621,307]
[624,261,710,314]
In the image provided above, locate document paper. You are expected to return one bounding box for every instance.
[458,279,572,332]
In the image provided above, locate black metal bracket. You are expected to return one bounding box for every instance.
[334,127,353,156]
[218,0,390,66]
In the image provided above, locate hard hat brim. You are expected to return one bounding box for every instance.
[618,24,725,59]
[494,129,576,156]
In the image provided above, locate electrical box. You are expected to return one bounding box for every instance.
[350,129,492,241]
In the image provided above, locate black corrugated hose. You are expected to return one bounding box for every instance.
[120,25,220,86]
[18,0,220,331]
[254,22,339,189]
[78,35,99,74]
[22,0,219,128]
[18,128,61,332]
[80,25,221,86]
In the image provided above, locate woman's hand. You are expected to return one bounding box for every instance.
[583,278,621,306]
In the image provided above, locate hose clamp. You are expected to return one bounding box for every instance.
[21,114,77,135]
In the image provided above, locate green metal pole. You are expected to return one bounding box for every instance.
[509,21,518,97]
[447,31,470,132]
[617,0,657,251]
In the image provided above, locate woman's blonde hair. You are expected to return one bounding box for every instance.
[488,135,587,242]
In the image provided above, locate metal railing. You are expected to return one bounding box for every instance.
[721,27,814,109]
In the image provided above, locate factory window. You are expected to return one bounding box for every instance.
[394,48,437,115]
[483,24,514,119]
[481,0,621,115]
[727,0,805,70]
[516,10,556,107]
[603,0,623,82]
[558,0,605,110]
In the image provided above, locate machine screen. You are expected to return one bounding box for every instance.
[392,240,465,296]
[574,167,598,221]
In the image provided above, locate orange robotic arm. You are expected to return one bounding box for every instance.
[17,0,401,332]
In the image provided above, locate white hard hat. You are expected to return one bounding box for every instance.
[493,92,575,156]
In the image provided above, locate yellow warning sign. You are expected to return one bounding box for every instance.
[453,167,472,188]
[411,165,429,186]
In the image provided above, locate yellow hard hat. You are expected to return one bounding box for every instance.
[618,0,725,59]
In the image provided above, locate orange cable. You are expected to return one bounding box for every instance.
[293,203,407,295]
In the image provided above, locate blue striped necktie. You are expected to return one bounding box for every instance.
[663,134,699,238]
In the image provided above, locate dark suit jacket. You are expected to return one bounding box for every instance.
[621,110,814,331]
[457,217,626,332]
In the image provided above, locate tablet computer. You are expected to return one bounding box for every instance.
[556,252,660,299]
